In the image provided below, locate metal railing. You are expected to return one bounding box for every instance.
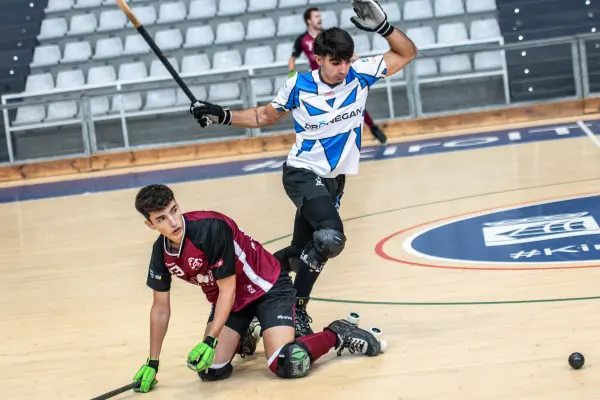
[1,33,598,165]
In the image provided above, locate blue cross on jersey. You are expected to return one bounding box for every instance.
[271,55,388,178]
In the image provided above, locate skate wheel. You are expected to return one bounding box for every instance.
[369,327,383,340]
[380,340,388,353]
[347,312,360,325]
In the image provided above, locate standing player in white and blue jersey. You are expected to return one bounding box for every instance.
[191,0,417,337]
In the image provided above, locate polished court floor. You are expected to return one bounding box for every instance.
[2,116,600,400]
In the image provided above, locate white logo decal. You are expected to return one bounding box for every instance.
[188,257,203,270]
[277,315,293,320]
[246,285,256,294]
[482,212,600,247]
[166,262,185,277]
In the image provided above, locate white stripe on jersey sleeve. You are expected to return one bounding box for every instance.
[271,74,300,113]
[352,54,388,80]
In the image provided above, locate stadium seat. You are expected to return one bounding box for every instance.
[340,8,355,29]
[276,42,294,62]
[87,65,116,115]
[309,0,333,3]
[129,5,157,26]
[210,50,242,101]
[474,50,503,70]
[94,37,123,59]
[68,13,97,36]
[372,35,389,52]
[62,41,92,63]
[46,70,85,121]
[14,106,46,124]
[437,23,472,74]
[123,34,150,55]
[404,0,434,20]
[382,2,402,23]
[31,45,62,67]
[98,9,127,31]
[145,58,179,109]
[274,76,287,94]
[74,0,102,9]
[470,19,501,40]
[435,0,465,17]
[245,46,274,96]
[155,28,183,51]
[321,10,338,28]
[38,18,68,40]
[158,2,187,24]
[352,34,371,54]
[278,15,306,36]
[217,0,246,16]
[215,22,245,44]
[466,0,496,13]
[184,25,214,48]
[248,0,277,12]
[279,0,308,8]
[179,54,210,105]
[113,61,147,112]
[46,0,74,13]
[406,26,438,76]
[25,73,54,92]
[188,0,217,20]
[246,18,276,40]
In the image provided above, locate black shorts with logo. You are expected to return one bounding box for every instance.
[282,163,346,211]
[207,271,296,335]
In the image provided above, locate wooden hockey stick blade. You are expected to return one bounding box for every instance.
[115,0,200,104]
[90,381,141,400]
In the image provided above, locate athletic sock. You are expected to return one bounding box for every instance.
[364,111,375,128]
[293,261,320,298]
[296,330,338,361]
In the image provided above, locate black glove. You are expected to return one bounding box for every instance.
[350,0,395,37]
[190,101,232,128]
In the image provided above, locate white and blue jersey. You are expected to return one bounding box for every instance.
[271,55,388,178]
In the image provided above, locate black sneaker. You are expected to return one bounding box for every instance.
[325,319,381,357]
[239,317,260,358]
[295,297,314,338]
[370,125,387,146]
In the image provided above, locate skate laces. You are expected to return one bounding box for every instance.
[297,307,313,328]
[337,333,366,356]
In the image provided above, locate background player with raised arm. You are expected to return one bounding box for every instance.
[288,7,388,145]
[191,0,417,338]
[131,184,384,393]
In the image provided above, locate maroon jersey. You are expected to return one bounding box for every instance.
[146,211,281,312]
[293,31,319,71]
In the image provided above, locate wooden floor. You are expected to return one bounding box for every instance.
[2,117,600,400]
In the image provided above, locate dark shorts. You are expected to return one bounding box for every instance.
[208,271,296,336]
[282,163,346,211]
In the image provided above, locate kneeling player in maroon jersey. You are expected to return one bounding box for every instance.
[131,184,383,392]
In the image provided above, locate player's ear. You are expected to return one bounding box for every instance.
[315,55,324,67]
[145,219,156,231]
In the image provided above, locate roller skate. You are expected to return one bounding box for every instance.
[295,297,314,338]
[239,317,261,358]
[325,312,388,357]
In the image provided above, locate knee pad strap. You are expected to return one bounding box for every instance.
[198,362,233,382]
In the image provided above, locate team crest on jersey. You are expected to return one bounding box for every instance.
[404,194,600,264]
[191,271,215,286]
[188,257,204,270]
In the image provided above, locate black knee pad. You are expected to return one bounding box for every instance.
[275,343,311,379]
[313,228,346,258]
[198,363,233,382]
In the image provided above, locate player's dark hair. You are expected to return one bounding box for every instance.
[303,7,319,25]
[314,28,354,62]
[135,184,175,220]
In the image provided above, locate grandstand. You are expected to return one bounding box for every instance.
[0,0,598,165]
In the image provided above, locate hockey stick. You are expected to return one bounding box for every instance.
[115,0,200,104]
[90,381,140,400]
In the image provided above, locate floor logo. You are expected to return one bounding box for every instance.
[405,194,600,265]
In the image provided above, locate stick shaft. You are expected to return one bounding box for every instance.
[90,382,140,400]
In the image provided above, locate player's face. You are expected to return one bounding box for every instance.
[308,11,322,30]
[318,56,352,84]
[145,200,184,243]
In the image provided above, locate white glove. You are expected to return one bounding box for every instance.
[350,0,395,37]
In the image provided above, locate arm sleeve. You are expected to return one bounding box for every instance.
[291,35,303,58]
[271,74,299,112]
[146,240,172,292]
[351,54,389,86]
[192,219,236,281]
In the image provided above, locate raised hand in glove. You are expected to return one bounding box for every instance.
[350,0,395,37]
[190,101,232,128]
[186,336,218,372]
[133,358,159,393]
